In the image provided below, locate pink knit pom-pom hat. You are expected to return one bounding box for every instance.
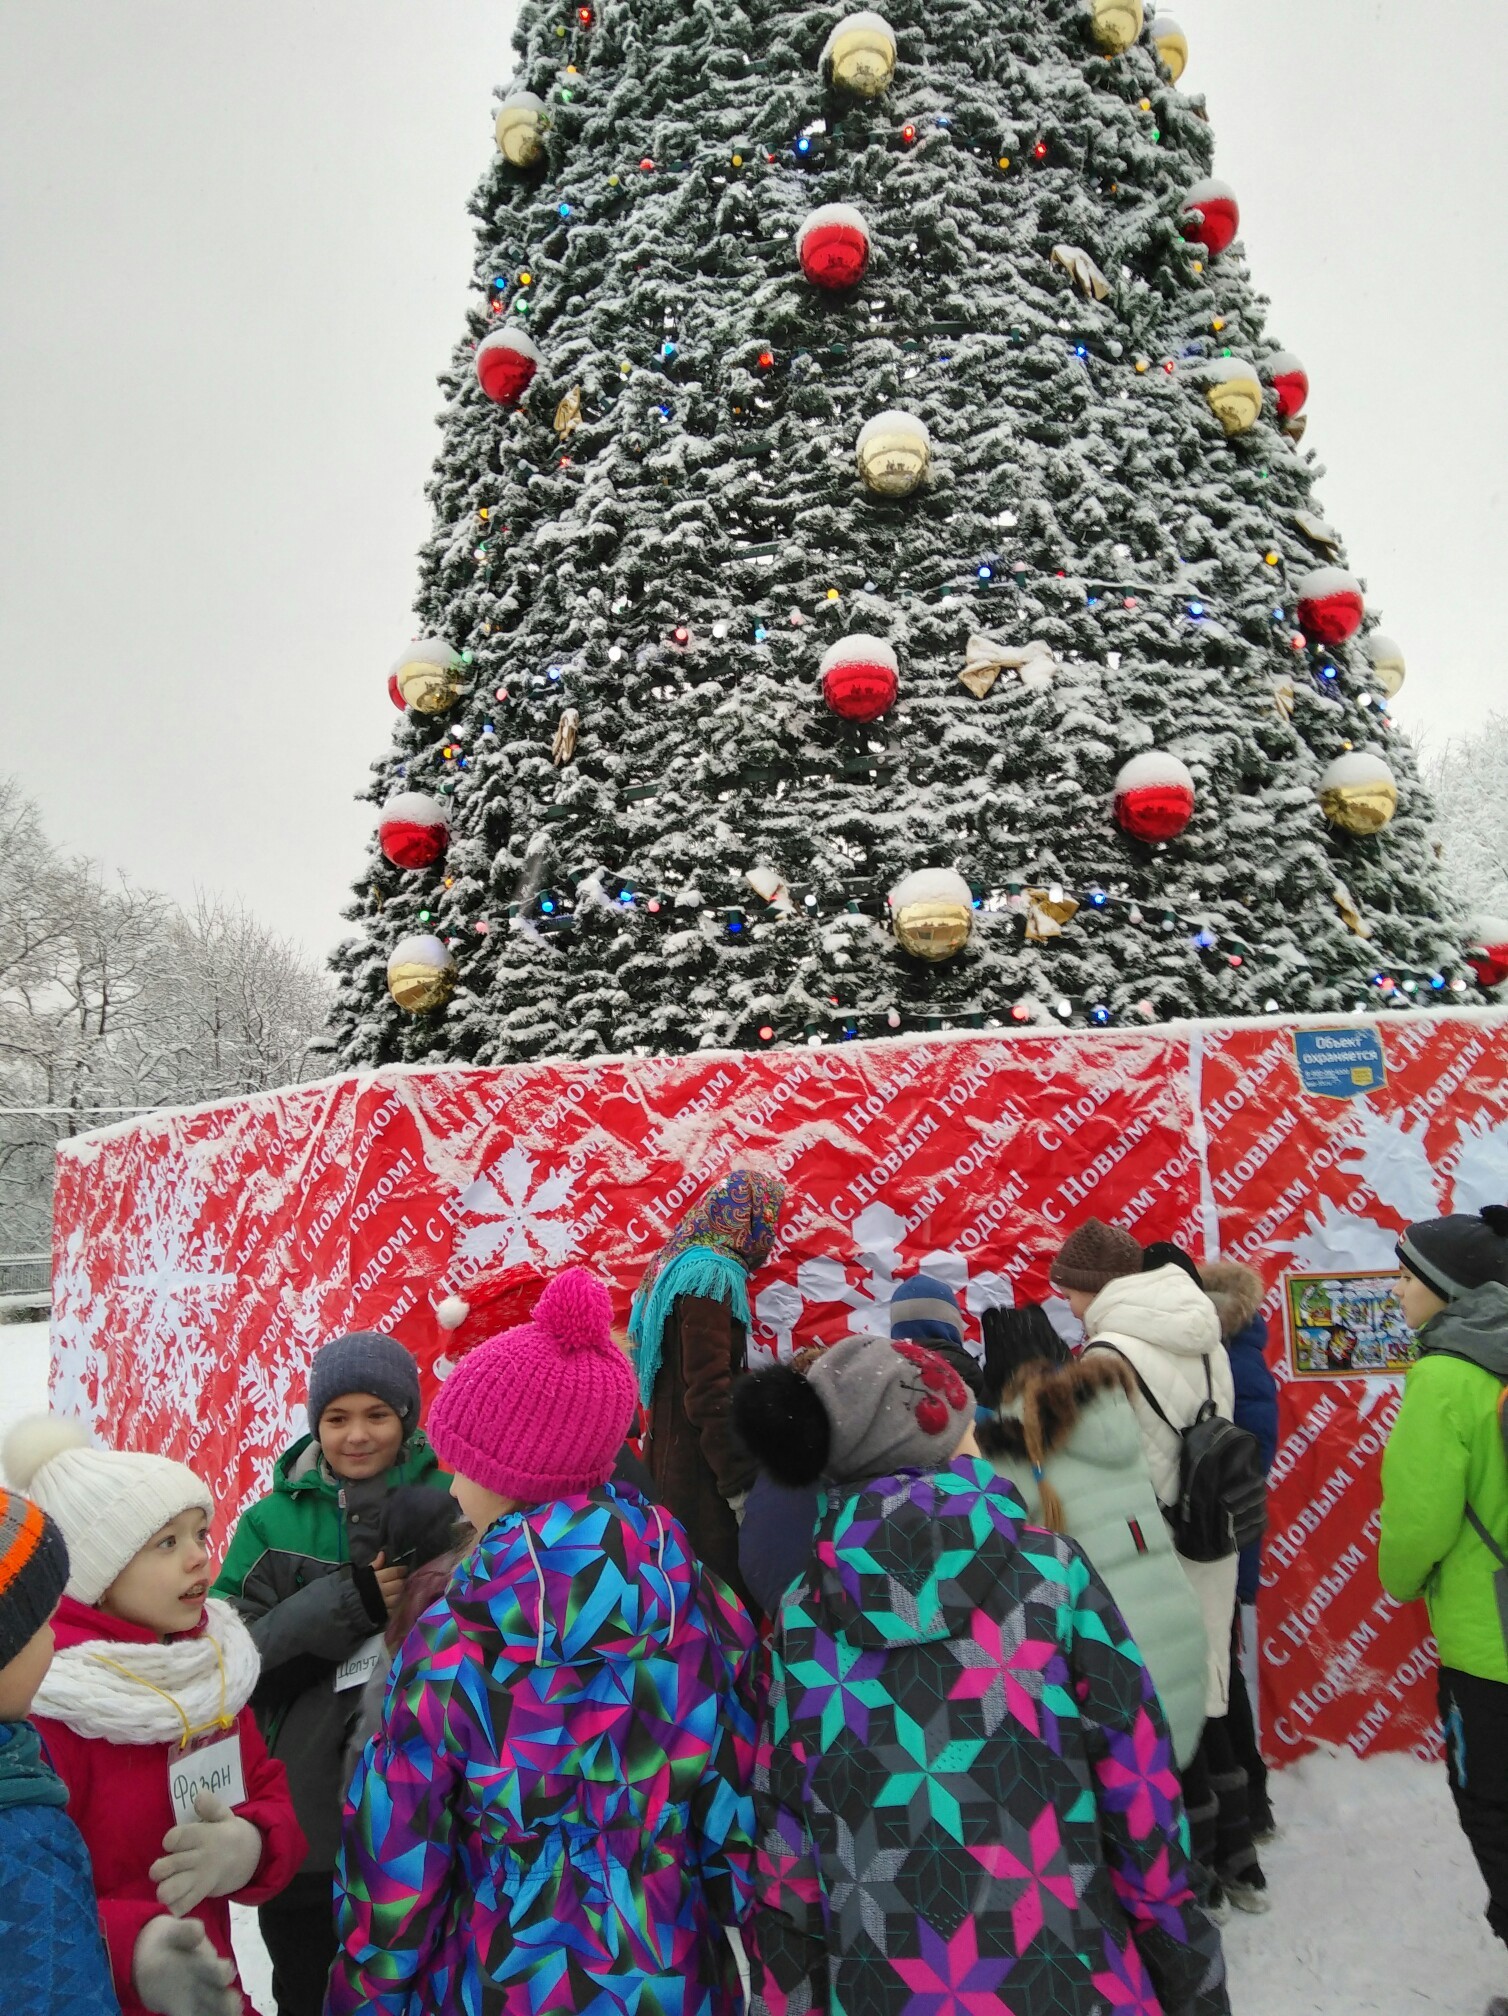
[427,1266,636,1502]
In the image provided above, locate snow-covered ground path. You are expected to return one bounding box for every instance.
[1,1320,1500,2014]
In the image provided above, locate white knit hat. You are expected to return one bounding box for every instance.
[2,1418,212,1607]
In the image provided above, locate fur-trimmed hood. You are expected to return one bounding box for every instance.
[978,1353,1138,1469]
[1199,1259,1265,1341]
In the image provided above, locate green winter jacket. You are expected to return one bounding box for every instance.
[1379,1282,1508,1685]
[213,1432,447,1868]
[979,1352,1209,1767]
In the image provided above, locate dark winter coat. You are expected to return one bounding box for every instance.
[644,1293,758,1607]
[981,1353,1210,1767]
[0,1720,120,2014]
[327,1484,759,2016]
[739,1470,821,1620]
[1201,1261,1279,1604]
[212,1430,446,1870]
[745,1455,1231,2016]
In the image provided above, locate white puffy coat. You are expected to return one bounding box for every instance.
[1083,1264,1239,1717]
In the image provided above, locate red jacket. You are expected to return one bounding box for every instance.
[34,1595,306,2016]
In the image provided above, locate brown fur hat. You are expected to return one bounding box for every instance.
[978,1354,1138,1532]
[1198,1259,1265,1341]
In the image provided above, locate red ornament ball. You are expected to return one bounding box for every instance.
[388,672,407,711]
[1468,919,1508,989]
[475,327,541,406]
[1295,566,1365,647]
[797,203,871,291]
[1266,349,1309,422]
[1180,177,1239,256]
[378,792,450,870]
[1114,751,1197,842]
[820,634,899,720]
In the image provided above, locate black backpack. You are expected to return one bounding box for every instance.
[1103,1349,1268,1563]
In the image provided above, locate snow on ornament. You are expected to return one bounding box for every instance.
[889,868,974,962]
[1113,751,1197,842]
[1153,14,1188,80]
[821,634,899,721]
[1317,752,1398,835]
[797,204,870,291]
[391,636,464,714]
[1180,178,1240,256]
[1266,349,1309,422]
[475,327,541,407]
[823,10,897,96]
[856,409,930,497]
[1365,632,1406,698]
[378,792,449,870]
[1296,566,1366,647]
[1202,357,1264,436]
[1087,0,1144,57]
[386,933,457,1013]
[494,91,546,168]
[1467,918,1508,989]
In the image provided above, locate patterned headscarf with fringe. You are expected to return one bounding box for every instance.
[628,1169,786,1406]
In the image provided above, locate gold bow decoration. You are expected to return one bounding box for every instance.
[551,707,580,766]
[1025,888,1080,942]
[1050,243,1110,302]
[1332,880,1371,939]
[1292,512,1341,560]
[1272,679,1296,722]
[553,385,584,439]
[745,865,793,914]
[959,634,1058,699]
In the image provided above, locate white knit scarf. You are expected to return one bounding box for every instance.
[34,1599,261,1747]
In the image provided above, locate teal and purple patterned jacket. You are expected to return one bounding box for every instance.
[745,1456,1231,2016]
[327,1482,759,2016]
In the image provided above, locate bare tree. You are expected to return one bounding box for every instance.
[1419,713,1508,925]
[0,780,331,1255]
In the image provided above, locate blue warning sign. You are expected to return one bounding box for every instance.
[1292,1026,1387,1100]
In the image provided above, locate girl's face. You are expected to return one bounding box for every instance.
[100,1507,212,1639]
[449,1472,521,1537]
[1397,1265,1448,1333]
[317,1393,406,1480]
[1063,1287,1096,1324]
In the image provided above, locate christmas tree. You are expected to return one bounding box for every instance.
[331,0,1475,1068]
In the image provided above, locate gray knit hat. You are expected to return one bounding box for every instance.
[1397,1207,1508,1304]
[806,1334,975,1484]
[1049,1218,1143,1294]
[308,1332,422,1435]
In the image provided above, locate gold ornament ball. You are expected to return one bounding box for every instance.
[825,11,897,97]
[392,637,464,714]
[1318,753,1399,836]
[1203,358,1263,437]
[1365,632,1407,699]
[495,91,546,168]
[889,869,975,962]
[1153,15,1188,81]
[386,933,457,1013]
[856,409,931,498]
[1088,0,1145,56]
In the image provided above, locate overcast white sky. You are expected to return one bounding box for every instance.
[3,1,1504,963]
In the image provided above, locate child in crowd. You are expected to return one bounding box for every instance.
[1381,1203,1508,2009]
[327,1267,760,2016]
[630,1167,786,1607]
[4,1419,305,2016]
[214,1330,445,2016]
[732,1333,1231,2016]
[0,1484,120,2014]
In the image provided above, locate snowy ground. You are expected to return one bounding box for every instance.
[2,1320,1501,2014]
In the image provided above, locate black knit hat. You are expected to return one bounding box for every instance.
[1397,1207,1508,1304]
[0,1487,69,1670]
[308,1332,422,1434]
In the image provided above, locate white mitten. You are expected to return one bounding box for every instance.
[132,1916,239,2016]
[149,1791,263,1916]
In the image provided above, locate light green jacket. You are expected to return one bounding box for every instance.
[1380,1281,1508,1684]
[981,1354,1209,1766]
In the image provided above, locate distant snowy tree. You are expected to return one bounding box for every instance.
[1419,712,1508,921]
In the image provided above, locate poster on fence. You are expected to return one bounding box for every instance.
[51,1009,1508,1764]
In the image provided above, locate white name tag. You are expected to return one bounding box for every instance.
[168,1730,246,1826]
[334,1633,385,1694]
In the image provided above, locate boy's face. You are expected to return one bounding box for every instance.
[100,1507,212,1639]
[0,1610,59,1721]
[317,1392,405,1480]
[1398,1265,1448,1333]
